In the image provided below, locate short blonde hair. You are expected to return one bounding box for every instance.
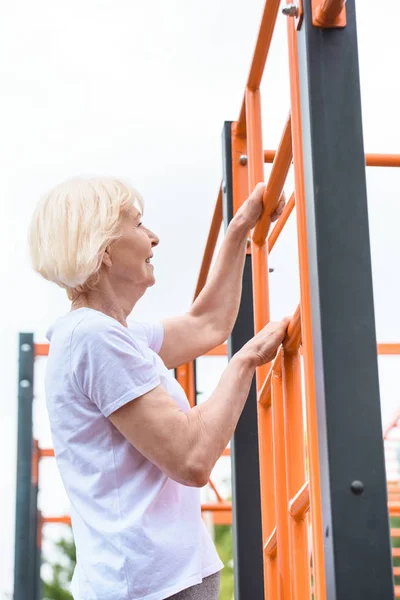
[29,177,144,300]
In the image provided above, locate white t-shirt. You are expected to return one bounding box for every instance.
[45,307,223,600]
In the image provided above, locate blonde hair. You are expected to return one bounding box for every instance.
[29,177,144,300]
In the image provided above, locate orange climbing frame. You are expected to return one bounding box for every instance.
[180,1,400,598]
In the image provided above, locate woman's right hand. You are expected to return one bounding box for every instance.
[239,318,290,368]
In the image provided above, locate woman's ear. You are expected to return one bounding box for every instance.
[102,247,113,268]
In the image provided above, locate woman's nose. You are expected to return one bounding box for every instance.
[148,229,159,247]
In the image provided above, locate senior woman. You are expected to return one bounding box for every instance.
[29,177,288,600]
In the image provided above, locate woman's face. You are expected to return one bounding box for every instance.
[105,207,159,290]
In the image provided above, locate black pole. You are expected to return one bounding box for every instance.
[14,333,35,600]
[221,121,264,599]
[296,2,394,598]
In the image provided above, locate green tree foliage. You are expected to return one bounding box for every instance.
[214,525,234,600]
[42,537,76,600]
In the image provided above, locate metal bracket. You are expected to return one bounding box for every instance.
[282,1,304,30]
[311,0,347,28]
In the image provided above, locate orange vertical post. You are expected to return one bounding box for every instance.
[286,16,327,600]
[245,86,276,599]
[271,350,291,600]
[283,308,311,599]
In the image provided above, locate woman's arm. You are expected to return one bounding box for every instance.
[159,184,285,369]
[109,318,288,487]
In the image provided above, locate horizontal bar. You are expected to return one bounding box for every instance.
[237,0,281,134]
[34,344,49,357]
[289,481,310,521]
[193,186,223,301]
[201,502,232,512]
[264,526,277,557]
[204,344,227,356]
[378,344,400,355]
[253,114,292,245]
[42,516,71,526]
[258,363,273,408]
[388,502,400,516]
[267,192,295,252]
[36,337,400,367]
[265,150,400,168]
[39,448,54,458]
[283,304,301,353]
[391,529,400,538]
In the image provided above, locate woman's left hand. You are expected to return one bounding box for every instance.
[234,182,286,230]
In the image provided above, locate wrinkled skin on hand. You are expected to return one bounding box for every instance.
[234,182,286,231]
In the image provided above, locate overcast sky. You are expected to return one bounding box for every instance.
[1,1,399,597]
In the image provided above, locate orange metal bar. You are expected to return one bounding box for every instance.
[39,448,55,458]
[43,515,72,526]
[283,305,301,353]
[32,439,39,487]
[389,502,400,517]
[175,362,196,407]
[312,0,347,28]
[265,150,400,168]
[231,121,251,214]
[208,478,224,503]
[264,527,279,598]
[205,344,228,357]
[366,154,400,168]
[258,307,301,407]
[378,343,400,355]
[289,482,310,522]
[391,529,400,538]
[245,87,270,378]
[287,16,327,600]
[201,503,231,512]
[35,343,49,357]
[271,351,291,599]
[268,192,295,253]
[284,341,311,600]
[264,526,277,557]
[237,0,282,135]
[253,115,293,245]
[246,85,275,599]
[193,186,223,300]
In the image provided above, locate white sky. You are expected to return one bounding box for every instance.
[1,1,399,597]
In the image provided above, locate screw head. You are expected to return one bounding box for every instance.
[21,343,32,352]
[239,155,248,166]
[350,480,364,495]
[282,3,299,17]
[20,379,31,388]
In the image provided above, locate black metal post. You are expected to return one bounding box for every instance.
[296,2,394,598]
[221,121,264,599]
[14,333,35,600]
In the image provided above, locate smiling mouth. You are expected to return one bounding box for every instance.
[145,255,153,264]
